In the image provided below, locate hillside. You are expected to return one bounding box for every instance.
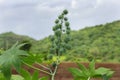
[0,20,120,62]
[0,32,36,50]
[68,20,120,62]
[35,20,120,62]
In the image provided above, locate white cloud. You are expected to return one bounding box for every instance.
[94,0,120,8]
[35,3,64,13]
[0,0,5,4]
[94,0,103,8]
[71,0,78,9]
[0,0,120,39]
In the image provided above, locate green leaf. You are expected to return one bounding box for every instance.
[39,76,48,80]
[32,71,39,80]
[22,53,42,65]
[89,60,95,76]
[20,69,31,80]
[35,54,43,63]
[68,68,85,78]
[102,74,109,80]
[1,66,11,80]
[101,70,114,80]
[22,53,36,65]
[0,73,6,80]
[11,75,24,80]
[77,63,90,76]
[95,67,111,75]
[0,43,28,80]
[106,70,114,78]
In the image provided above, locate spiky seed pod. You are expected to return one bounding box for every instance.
[61,43,66,47]
[55,30,61,36]
[51,45,55,48]
[52,62,57,68]
[58,24,62,29]
[65,44,71,50]
[50,48,55,54]
[66,26,71,30]
[58,15,64,19]
[65,22,70,27]
[66,30,70,34]
[63,9,68,15]
[49,35,55,41]
[62,13,64,16]
[63,29,65,32]
[64,38,68,43]
[55,24,60,29]
[47,54,53,60]
[55,39,59,44]
[64,17,68,21]
[55,19,59,24]
[59,48,65,54]
[64,37,71,43]
[55,46,59,50]
[53,26,57,31]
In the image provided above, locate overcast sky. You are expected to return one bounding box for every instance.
[0,0,120,40]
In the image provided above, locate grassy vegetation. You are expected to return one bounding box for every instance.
[0,20,120,63]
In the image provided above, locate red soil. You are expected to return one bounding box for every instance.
[12,62,120,80]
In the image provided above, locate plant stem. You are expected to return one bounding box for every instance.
[51,65,58,80]
[23,62,51,75]
[35,62,53,73]
[88,77,90,80]
[51,56,60,80]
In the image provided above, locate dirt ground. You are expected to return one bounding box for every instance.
[12,62,120,80]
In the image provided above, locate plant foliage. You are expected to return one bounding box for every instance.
[68,60,114,80]
[0,42,28,80]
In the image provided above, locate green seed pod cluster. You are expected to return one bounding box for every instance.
[66,26,70,30]
[64,17,68,21]
[55,19,59,24]
[58,15,64,19]
[66,30,70,34]
[59,48,65,55]
[55,30,61,36]
[52,26,57,31]
[65,44,71,50]
[50,48,55,54]
[65,22,70,27]
[64,36,71,43]
[63,9,68,15]
[49,35,54,41]
[47,54,53,60]
[50,9,71,56]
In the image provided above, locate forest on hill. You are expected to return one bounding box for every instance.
[0,20,120,62]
